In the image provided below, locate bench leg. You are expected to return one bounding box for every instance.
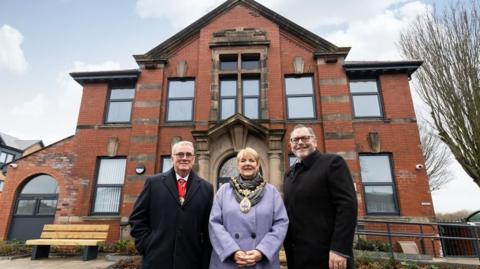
[82,246,98,261]
[31,245,50,259]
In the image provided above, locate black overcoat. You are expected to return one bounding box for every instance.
[129,169,213,269]
[283,150,357,269]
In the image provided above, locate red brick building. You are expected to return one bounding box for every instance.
[0,0,434,242]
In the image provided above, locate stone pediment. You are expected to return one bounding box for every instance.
[208,114,268,142]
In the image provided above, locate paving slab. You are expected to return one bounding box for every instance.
[0,255,115,269]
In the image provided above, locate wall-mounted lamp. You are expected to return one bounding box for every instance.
[415,164,424,170]
[135,164,146,175]
[9,163,17,169]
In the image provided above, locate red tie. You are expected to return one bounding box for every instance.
[177,178,186,204]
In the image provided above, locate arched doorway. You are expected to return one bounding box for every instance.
[218,156,238,189]
[8,174,58,240]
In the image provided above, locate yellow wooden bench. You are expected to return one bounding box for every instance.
[25,224,109,261]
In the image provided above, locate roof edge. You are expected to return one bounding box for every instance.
[344,60,423,77]
[70,69,140,86]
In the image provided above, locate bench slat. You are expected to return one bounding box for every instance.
[26,239,104,246]
[40,232,108,239]
[43,224,109,232]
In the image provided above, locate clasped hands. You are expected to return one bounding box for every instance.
[233,249,262,267]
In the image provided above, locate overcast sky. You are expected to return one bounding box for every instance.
[0,0,478,213]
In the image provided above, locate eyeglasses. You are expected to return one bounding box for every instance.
[173,152,194,159]
[290,135,314,144]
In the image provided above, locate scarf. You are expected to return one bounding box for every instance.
[230,173,266,207]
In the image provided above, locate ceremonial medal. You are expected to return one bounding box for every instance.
[239,197,251,213]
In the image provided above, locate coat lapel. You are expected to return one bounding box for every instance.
[183,173,201,207]
[163,169,181,206]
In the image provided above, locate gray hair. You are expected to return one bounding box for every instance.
[290,124,316,138]
[171,141,195,154]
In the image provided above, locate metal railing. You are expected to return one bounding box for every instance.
[355,219,480,262]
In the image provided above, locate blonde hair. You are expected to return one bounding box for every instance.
[236,147,260,164]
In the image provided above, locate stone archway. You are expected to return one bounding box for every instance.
[193,114,285,191]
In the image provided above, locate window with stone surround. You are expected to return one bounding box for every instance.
[349,79,383,118]
[166,79,195,121]
[92,158,126,215]
[218,54,261,120]
[105,88,135,123]
[285,76,316,119]
[359,154,399,215]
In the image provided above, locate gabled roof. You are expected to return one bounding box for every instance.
[207,113,268,139]
[134,0,349,65]
[0,132,43,151]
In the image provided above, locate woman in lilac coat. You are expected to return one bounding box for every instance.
[209,147,289,269]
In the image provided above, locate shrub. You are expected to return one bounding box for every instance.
[0,240,31,256]
[354,237,392,252]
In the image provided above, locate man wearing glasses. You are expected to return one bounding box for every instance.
[284,125,357,269]
[129,141,213,269]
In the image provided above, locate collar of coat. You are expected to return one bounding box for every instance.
[299,149,321,169]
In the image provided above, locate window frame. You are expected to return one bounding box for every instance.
[219,76,238,120]
[217,53,262,120]
[359,153,400,215]
[165,78,196,122]
[161,156,172,173]
[91,157,127,215]
[284,75,317,120]
[242,76,260,119]
[0,151,15,164]
[349,78,384,119]
[104,87,135,124]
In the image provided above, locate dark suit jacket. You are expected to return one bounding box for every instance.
[283,150,357,269]
[129,169,214,269]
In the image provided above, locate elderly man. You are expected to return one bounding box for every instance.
[284,125,358,269]
[129,141,213,269]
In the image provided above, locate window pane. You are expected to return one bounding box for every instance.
[98,159,126,185]
[38,199,57,215]
[168,100,193,121]
[287,97,315,119]
[21,175,58,194]
[107,101,132,122]
[162,157,172,173]
[221,80,237,97]
[285,77,313,95]
[360,155,393,183]
[168,81,195,98]
[220,56,237,70]
[110,88,135,99]
[244,98,258,119]
[6,154,13,163]
[15,200,36,215]
[353,95,382,117]
[219,157,238,178]
[94,187,121,213]
[350,80,378,93]
[0,152,6,163]
[243,79,259,96]
[221,99,236,119]
[242,55,260,69]
[0,180,3,191]
[365,186,396,213]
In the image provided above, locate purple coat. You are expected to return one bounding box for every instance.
[209,183,289,269]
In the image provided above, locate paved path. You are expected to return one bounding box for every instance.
[0,255,115,269]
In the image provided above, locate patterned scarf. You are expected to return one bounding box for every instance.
[230,173,266,207]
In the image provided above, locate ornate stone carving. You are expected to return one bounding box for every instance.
[176,60,188,77]
[293,56,304,74]
[107,137,119,157]
[367,132,381,153]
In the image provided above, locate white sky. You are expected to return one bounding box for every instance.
[0,0,478,213]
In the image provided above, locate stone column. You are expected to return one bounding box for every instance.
[267,129,285,192]
[197,154,211,183]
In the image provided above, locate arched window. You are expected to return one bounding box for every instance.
[15,174,58,216]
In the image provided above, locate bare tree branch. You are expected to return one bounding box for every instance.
[400,0,480,187]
